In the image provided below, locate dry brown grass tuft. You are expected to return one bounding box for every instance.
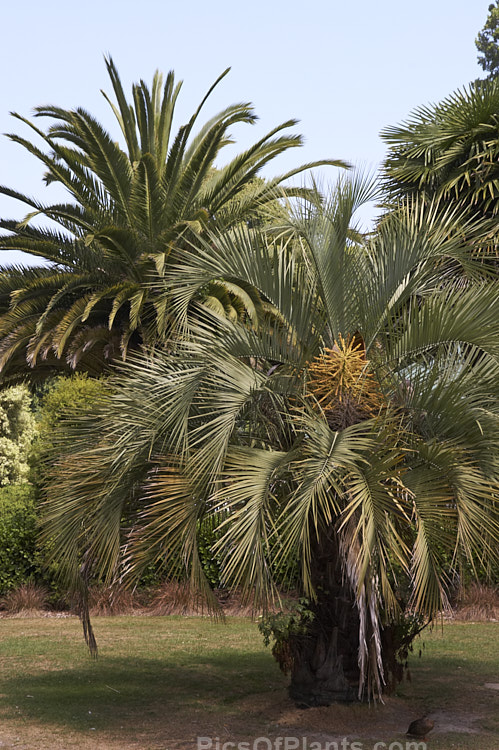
[87,584,141,616]
[148,584,285,617]
[215,588,275,616]
[148,581,210,615]
[0,581,49,614]
[452,583,499,621]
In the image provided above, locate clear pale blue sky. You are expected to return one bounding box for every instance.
[0,0,489,265]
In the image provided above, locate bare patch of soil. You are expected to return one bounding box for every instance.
[0,689,493,750]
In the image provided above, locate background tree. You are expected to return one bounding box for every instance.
[0,58,345,379]
[41,178,499,703]
[381,78,499,214]
[0,385,36,485]
[476,2,499,78]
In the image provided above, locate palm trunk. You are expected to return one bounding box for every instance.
[288,527,360,706]
[286,524,424,705]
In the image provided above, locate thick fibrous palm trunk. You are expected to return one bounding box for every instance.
[288,529,361,706]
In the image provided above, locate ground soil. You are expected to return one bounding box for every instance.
[0,691,493,750]
[0,675,496,750]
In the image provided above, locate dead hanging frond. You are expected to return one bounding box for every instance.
[76,558,98,658]
[340,521,385,702]
[306,334,385,430]
[79,595,98,658]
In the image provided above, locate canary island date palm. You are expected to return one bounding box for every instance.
[0,57,344,378]
[42,176,499,703]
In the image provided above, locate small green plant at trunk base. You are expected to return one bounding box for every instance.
[258,599,315,674]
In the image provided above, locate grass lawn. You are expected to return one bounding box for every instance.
[0,615,497,749]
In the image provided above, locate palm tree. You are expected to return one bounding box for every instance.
[41,176,499,703]
[381,78,499,210]
[0,57,345,378]
[381,79,499,267]
[381,80,499,279]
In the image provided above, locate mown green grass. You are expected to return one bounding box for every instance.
[0,616,284,733]
[0,616,497,749]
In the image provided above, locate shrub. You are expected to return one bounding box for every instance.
[30,374,111,489]
[0,484,39,594]
[258,599,315,674]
